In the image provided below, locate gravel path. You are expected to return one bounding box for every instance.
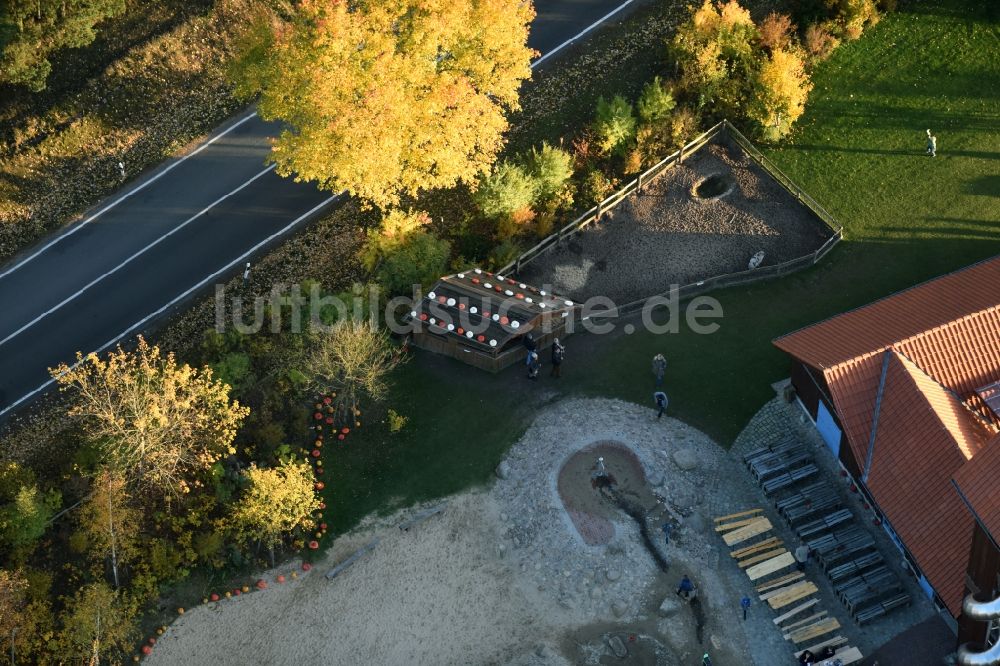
[519,139,833,304]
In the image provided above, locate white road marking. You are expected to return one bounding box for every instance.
[0,109,260,279]
[0,165,277,348]
[0,0,636,415]
[0,196,338,418]
[531,0,636,69]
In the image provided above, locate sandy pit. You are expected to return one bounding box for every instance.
[147,398,782,666]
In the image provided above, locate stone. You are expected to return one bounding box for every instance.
[495,461,511,479]
[500,512,508,521]
[658,596,683,617]
[535,644,549,658]
[607,635,628,658]
[651,473,666,487]
[710,635,722,650]
[686,512,706,534]
[590,586,604,600]
[497,543,507,557]
[672,448,698,471]
[611,600,627,618]
[606,568,622,582]
[607,541,626,556]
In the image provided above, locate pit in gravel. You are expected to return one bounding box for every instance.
[557,441,654,546]
[693,173,733,199]
[517,137,835,304]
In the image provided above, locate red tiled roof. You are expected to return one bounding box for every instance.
[774,255,1000,370]
[953,432,1000,550]
[864,353,992,615]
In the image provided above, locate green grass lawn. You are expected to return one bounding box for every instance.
[323,0,1000,534]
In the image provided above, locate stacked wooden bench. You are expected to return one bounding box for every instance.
[762,464,820,496]
[854,592,911,625]
[809,526,876,568]
[715,507,864,664]
[836,565,905,616]
[827,551,884,582]
[795,508,853,539]
[748,447,812,483]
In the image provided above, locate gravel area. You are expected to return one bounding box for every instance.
[518,139,834,304]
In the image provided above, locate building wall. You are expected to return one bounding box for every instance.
[958,523,1000,646]
[789,360,860,476]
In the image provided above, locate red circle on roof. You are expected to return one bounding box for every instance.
[419,313,428,321]
[457,328,464,335]
[515,293,524,299]
[438,295,446,303]
[471,278,480,284]
[494,285,502,292]
[482,311,490,318]
[507,278,516,284]
[477,335,485,342]
[458,303,466,310]
[500,316,509,325]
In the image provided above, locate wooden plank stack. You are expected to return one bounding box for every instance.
[715,507,865,665]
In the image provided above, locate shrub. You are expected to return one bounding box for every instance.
[387,409,408,434]
[360,209,432,272]
[474,161,538,219]
[623,148,644,175]
[669,107,701,149]
[211,352,252,394]
[0,485,61,563]
[376,231,451,296]
[526,142,574,204]
[580,168,615,206]
[833,0,880,40]
[637,77,677,123]
[487,239,522,271]
[804,23,840,62]
[750,48,813,140]
[758,12,795,51]
[593,95,637,155]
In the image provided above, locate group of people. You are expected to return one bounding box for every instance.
[523,333,564,380]
[798,645,841,665]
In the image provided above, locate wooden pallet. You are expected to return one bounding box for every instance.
[772,599,817,625]
[732,537,782,559]
[739,548,787,568]
[756,571,804,592]
[723,518,772,546]
[786,617,840,644]
[767,581,818,609]
[714,508,762,523]
[747,552,795,581]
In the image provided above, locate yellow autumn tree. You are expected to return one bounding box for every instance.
[0,569,28,642]
[76,469,140,589]
[55,582,138,664]
[231,460,320,558]
[51,337,250,497]
[229,0,536,207]
[752,47,813,140]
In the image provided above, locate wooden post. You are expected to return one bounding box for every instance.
[515,257,521,276]
[637,171,643,195]
[679,145,685,164]
[595,200,602,222]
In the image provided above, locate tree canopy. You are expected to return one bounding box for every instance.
[231,460,320,550]
[51,337,250,497]
[0,0,125,91]
[228,0,536,207]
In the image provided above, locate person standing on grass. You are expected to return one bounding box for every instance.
[652,353,667,386]
[654,391,668,419]
[526,351,540,380]
[550,337,565,377]
[795,541,810,571]
[926,129,937,157]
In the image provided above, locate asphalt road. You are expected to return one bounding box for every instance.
[0,0,640,419]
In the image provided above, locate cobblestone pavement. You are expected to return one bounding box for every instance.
[729,393,956,665]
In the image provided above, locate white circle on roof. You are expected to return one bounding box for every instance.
[470,306,478,314]
[447,324,454,331]
[428,291,436,299]
[505,289,513,296]
[490,339,497,347]
[465,331,474,338]
[511,321,520,329]
[446,298,456,306]
[496,274,504,280]
[565,300,573,306]
[410,310,417,317]
[525,297,533,304]
[539,303,546,308]
[484,282,492,289]
[458,273,465,278]
[492,314,500,321]
[540,290,547,296]
[474,268,481,274]
[429,317,436,325]
[519,283,526,289]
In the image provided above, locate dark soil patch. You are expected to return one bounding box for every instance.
[694,173,733,199]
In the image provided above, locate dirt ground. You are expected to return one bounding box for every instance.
[145,398,765,666]
[518,139,834,304]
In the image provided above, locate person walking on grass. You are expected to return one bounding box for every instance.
[652,353,667,386]
[654,391,668,419]
[926,129,937,157]
[550,337,565,377]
